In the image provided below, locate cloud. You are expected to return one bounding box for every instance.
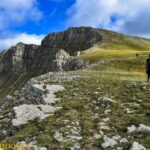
[0,33,45,50]
[0,0,42,30]
[66,0,150,37]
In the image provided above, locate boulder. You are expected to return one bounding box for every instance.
[101,136,118,149]
[137,124,150,132]
[119,138,128,144]
[127,125,136,133]
[127,124,150,133]
[130,142,146,150]
[12,104,61,127]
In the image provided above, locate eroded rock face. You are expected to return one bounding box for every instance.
[0,42,39,74]
[41,27,102,55]
[51,49,70,71]
[51,49,87,71]
[0,27,101,87]
[0,27,102,90]
[36,27,101,73]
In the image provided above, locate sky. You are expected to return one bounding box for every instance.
[0,0,150,50]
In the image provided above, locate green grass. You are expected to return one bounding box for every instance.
[81,28,150,61]
[97,29,150,51]
[81,48,150,61]
[94,58,146,72]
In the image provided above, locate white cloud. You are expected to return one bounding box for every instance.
[0,0,42,30]
[0,33,45,50]
[66,0,150,37]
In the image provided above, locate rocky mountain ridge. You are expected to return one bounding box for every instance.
[0,27,102,99]
[0,27,101,74]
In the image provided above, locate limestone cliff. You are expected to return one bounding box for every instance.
[0,42,39,74]
[36,27,102,73]
[41,27,102,55]
[0,27,102,98]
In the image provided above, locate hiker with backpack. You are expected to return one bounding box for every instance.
[146,55,150,81]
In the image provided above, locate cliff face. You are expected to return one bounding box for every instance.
[35,27,102,73]
[0,43,39,95]
[0,27,102,96]
[0,27,102,76]
[0,42,39,74]
[41,27,102,55]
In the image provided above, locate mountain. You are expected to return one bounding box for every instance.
[0,27,150,149]
[0,27,101,99]
[1,27,150,99]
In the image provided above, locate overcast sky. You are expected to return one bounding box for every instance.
[0,0,150,50]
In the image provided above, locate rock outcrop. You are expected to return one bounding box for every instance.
[0,72,81,139]
[51,49,87,71]
[12,104,61,127]
[127,124,150,133]
[0,42,39,74]
[41,27,102,55]
[130,142,146,150]
[0,27,102,74]
[36,27,101,73]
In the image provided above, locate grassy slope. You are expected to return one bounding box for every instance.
[5,61,150,149]
[6,71,150,149]
[81,29,150,61]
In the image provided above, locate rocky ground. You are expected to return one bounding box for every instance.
[0,70,149,150]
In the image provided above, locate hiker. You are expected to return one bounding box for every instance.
[136,53,139,58]
[146,55,150,81]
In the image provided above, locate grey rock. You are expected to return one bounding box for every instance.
[38,147,47,150]
[120,138,128,144]
[101,136,118,149]
[124,108,135,114]
[117,147,123,150]
[112,135,121,141]
[27,78,65,104]
[127,125,136,133]
[98,97,116,103]
[137,124,150,132]
[51,49,87,71]
[66,135,82,141]
[12,104,61,126]
[130,142,146,150]
[0,27,101,91]
[41,27,102,55]
[0,42,39,74]
[127,124,150,133]
[51,49,70,71]
[54,131,66,142]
